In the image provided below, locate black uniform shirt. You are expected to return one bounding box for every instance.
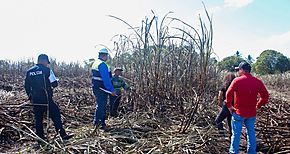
[24,64,58,103]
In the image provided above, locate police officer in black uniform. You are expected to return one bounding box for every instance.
[24,54,73,141]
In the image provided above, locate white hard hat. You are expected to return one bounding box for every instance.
[99,48,109,54]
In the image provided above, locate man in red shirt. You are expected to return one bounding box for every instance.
[226,61,269,154]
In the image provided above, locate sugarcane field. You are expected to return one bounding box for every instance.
[1,1,290,154]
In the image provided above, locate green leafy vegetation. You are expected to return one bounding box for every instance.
[253,50,290,75]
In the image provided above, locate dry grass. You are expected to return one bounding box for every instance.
[1,72,290,153]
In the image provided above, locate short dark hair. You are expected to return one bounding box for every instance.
[244,67,251,73]
[37,54,50,64]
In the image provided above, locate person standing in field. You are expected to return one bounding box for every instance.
[109,67,130,117]
[24,54,73,143]
[226,61,269,154]
[215,73,236,137]
[91,48,116,129]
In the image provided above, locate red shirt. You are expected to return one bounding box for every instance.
[225,73,269,118]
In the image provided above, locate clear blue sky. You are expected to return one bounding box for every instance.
[0,0,289,62]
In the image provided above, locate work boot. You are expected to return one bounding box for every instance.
[110,112,118,118]
[59,128,74,140]
[100,124,107,130]
[94,123,107,131]
[61,134,74,140]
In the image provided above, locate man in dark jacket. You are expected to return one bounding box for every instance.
[24,54,73,141]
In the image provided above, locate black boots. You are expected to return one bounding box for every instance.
[59,128,74,140]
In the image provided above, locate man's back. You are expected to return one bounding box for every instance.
[24,64,55,103]
[91,58,114,93]
[226,73,269,118]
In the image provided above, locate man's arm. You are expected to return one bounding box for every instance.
[49,69,58,88]
[256,81,269,109]
[121,79,130,91]
[24,72,31,98]
[99,63,115,93]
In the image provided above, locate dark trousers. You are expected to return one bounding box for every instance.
[93,87,108,126]
[109,95,122,117]
[215,104,232,136]
[33,100,65,139]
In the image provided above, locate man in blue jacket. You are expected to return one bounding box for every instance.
[24,54,73,142]
[91,48,116,129]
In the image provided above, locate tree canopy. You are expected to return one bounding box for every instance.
[218,51,244,72]
[253,50,290,75]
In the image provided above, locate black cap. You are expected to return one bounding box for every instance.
[235,61,251,72]
[38,54,50,64]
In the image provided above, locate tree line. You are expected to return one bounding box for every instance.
[218,50,290,75]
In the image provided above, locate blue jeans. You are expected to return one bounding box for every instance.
[230,113,256,154]
[93,87,108,126]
